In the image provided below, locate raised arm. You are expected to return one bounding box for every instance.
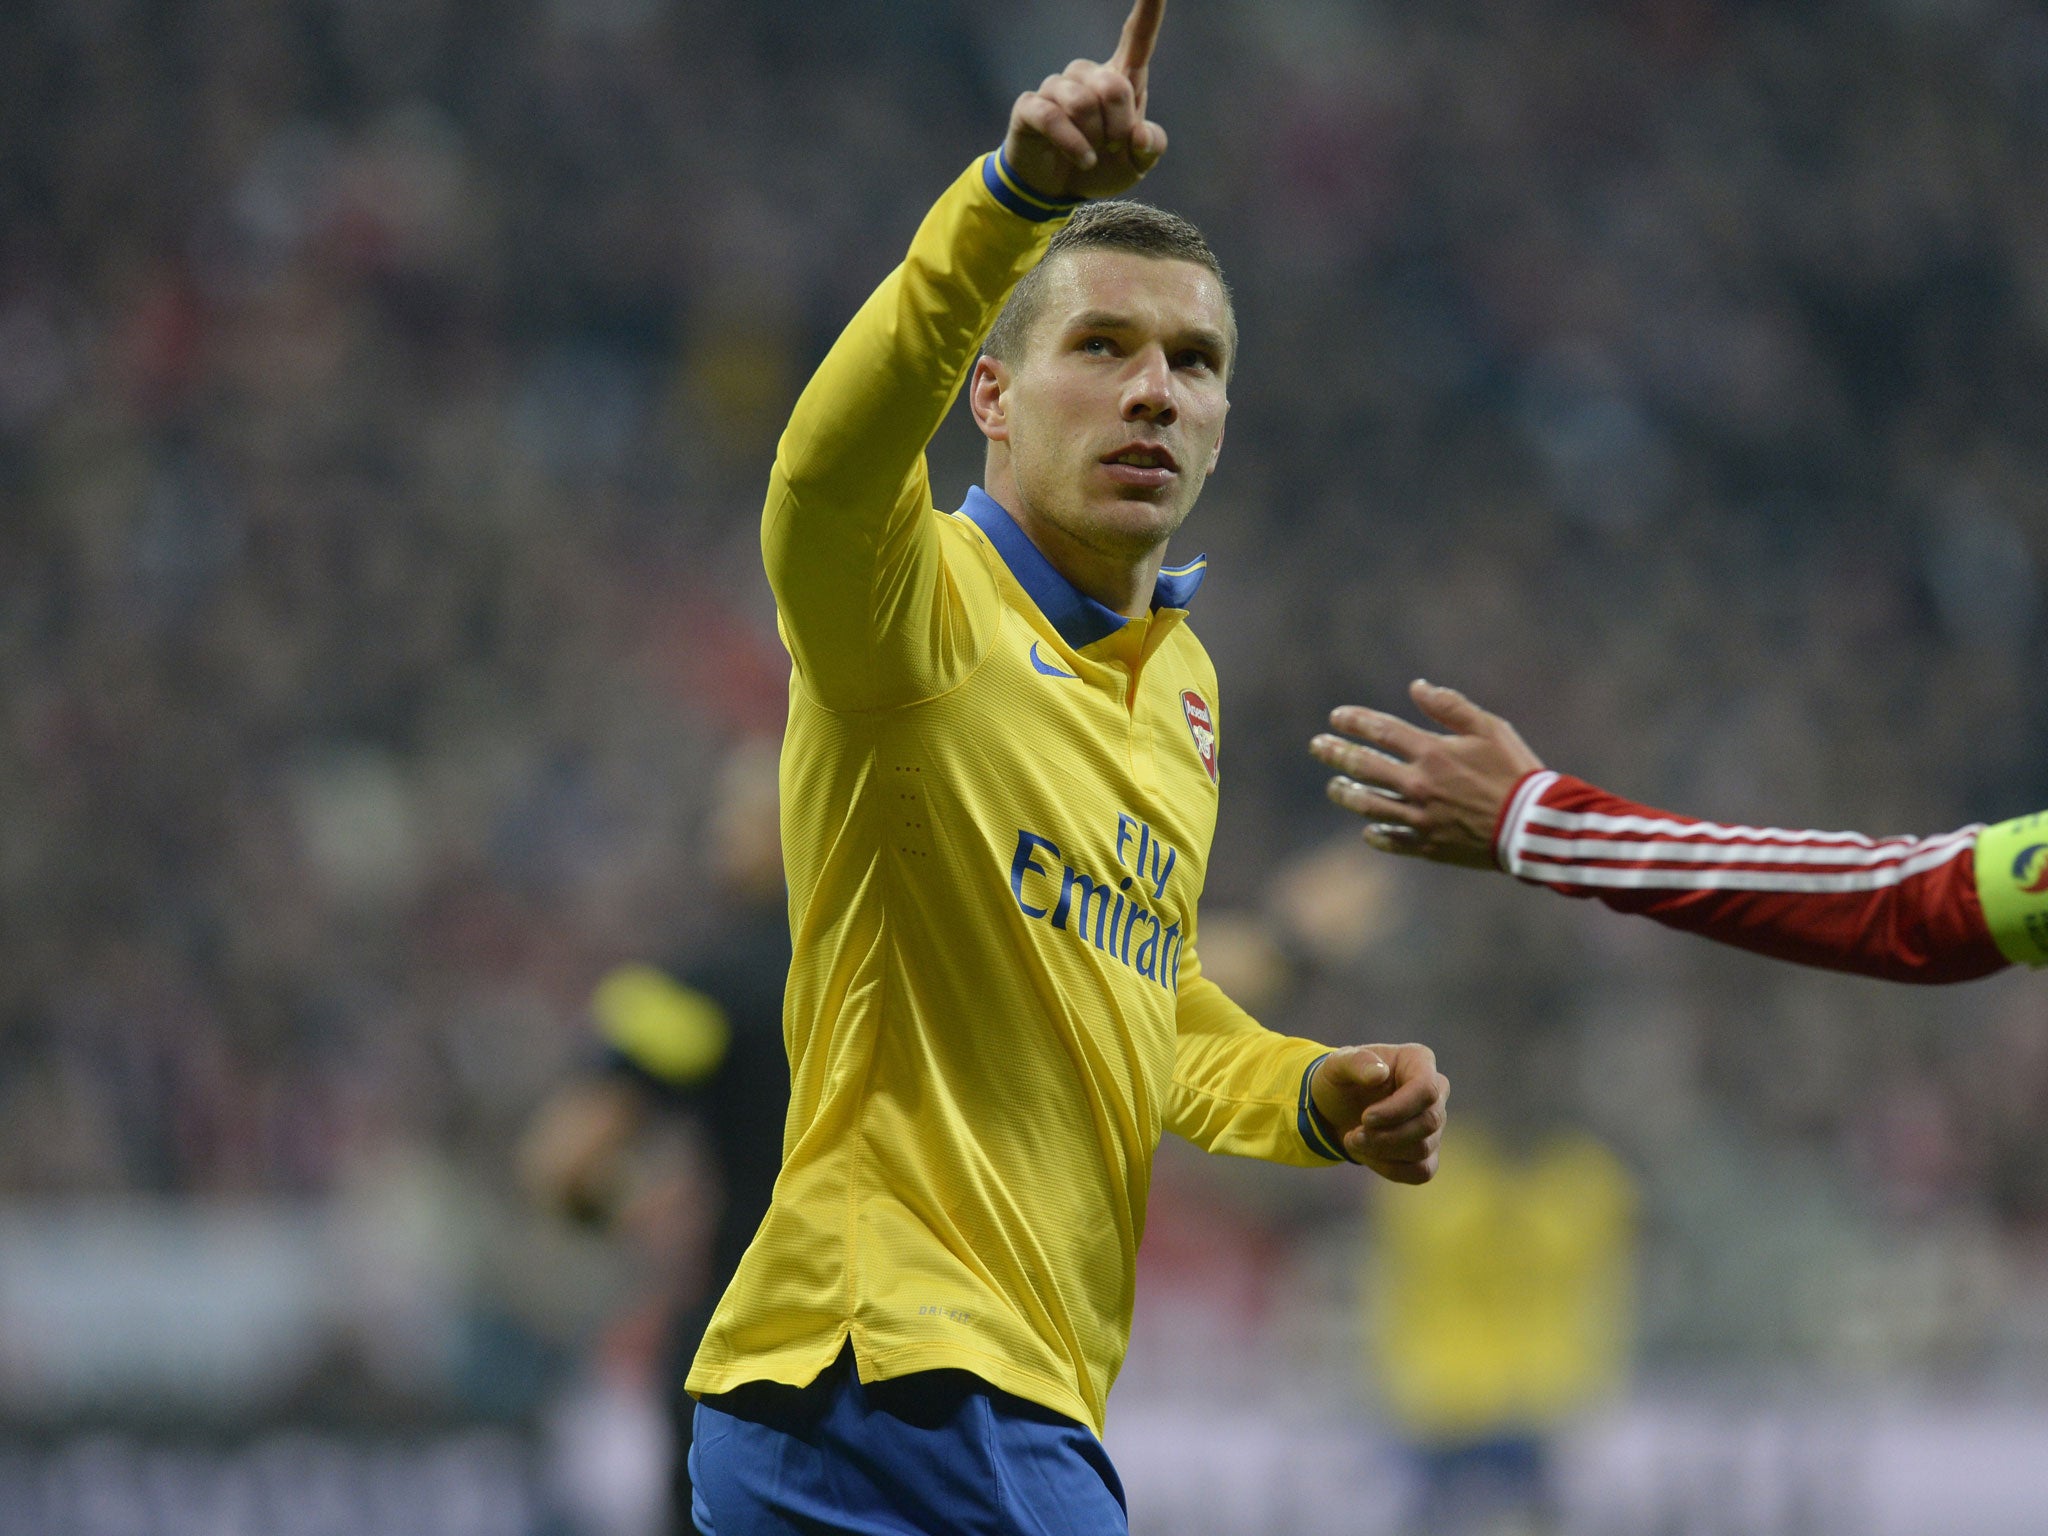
[1311,680,2030,984]
[765,0,1169,711]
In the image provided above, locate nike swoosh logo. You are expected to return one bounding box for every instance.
[1029,641,1078,679]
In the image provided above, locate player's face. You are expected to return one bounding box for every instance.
[1000,250,1231,563]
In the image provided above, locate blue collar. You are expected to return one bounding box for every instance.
[958,487,1207,650]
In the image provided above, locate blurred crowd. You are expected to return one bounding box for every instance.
[8,0,2048,1408]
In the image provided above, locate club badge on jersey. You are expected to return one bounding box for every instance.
[1181,690,1217,783]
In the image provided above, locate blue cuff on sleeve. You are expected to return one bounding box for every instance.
[1297,1052,1359,1164]
[982,148,1085,223]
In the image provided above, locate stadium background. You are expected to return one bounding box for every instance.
[6,0,2048,1531]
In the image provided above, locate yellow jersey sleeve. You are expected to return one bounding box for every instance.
[1166,940,1343,1168]
[763,156,1064,712]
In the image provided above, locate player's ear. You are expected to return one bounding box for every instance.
[969,354,1011,442]
[1206,411,1225,474]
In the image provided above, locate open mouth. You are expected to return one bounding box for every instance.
[1101,443,1179,472]
[1100,443,1179,489]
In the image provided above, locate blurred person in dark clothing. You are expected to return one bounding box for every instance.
[521,741,790,1536]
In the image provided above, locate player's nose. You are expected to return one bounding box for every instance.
[1120,347,1175,422]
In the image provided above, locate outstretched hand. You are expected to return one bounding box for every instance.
[1310,1043,1448,1184]
[1310,679,1543,869]
[1003,0,1169,202]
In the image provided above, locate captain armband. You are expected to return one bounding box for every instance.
[1973,812,2048,968]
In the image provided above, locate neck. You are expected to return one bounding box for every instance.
[984,470,1164,621]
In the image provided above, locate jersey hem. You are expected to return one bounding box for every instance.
[687,1332,1103,1439]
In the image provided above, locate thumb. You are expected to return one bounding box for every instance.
[1130,119,1168,169]
[1409,678,1486,736]
[1322,1046,1390,1091]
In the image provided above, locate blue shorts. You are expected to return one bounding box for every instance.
[689,1345,1128,1536]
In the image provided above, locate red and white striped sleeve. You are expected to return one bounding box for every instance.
[1492,771,2009,984]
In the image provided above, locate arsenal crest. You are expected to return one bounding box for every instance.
[1181,690,1217,783]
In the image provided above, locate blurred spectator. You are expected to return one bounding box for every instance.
[1364,1126,1637,1536]
[519,740,788,1535]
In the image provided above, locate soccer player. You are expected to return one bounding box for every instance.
[519,742,790,1535]
[684,4,1451,1533]
[1310,678,2048,984]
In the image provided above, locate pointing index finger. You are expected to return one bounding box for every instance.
[1110,0,1165,88]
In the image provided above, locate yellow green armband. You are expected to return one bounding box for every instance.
[592,964,731,1086]
[1972,813,2048,967]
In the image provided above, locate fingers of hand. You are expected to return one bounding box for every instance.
[1069,61,1138,146]
[1111,0,1166,87]
[1330,1045,1444,1179]
[1362,1046,1443,1124]
[1348,1070,1448,1181]
[1131,119,1167,167]
[1361,1147,1441,1185]
[1014,91,1097,167]
[1310,731,1420,794]
[1030,62,1149,173]
[1410,678,1545,773]
[1408,677,1485,733]
[1362,1076,1445,1133]
[1360,822,1420,855]
[1382,1042,1441,1086]
[1348,1105,1445,1155]
[1325,706,1436,763]
[1324,772,1421,824]
[1041,72,1107,156]
[1350,1113,1441,1160]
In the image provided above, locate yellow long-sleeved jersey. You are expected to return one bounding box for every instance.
[686,154,1353,1438]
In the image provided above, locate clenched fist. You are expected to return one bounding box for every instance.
[1310,1043,1449,1185]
